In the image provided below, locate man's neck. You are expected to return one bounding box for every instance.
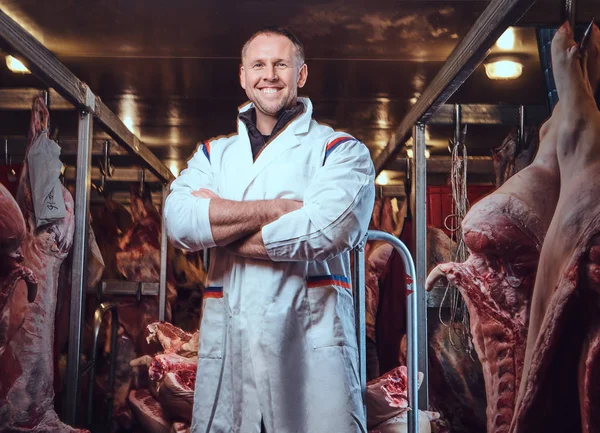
[255,113,277,136]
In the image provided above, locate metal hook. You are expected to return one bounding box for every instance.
[139,168,145,197]
[100,140,114,178]
[580,18,595,54]
[3,137,8,166]
[517,105,526,153]
[565,0,576,32]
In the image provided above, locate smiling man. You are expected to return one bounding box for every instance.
[164,26,374,433]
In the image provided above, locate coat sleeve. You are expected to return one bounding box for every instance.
[164,144,216,251]
[262,138,375,262]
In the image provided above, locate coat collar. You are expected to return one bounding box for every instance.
[231,97,312,199]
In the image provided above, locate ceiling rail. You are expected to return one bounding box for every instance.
[373,0,536,174]
[0,8,174,183]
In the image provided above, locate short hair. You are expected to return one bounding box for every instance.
[241,25,305,66]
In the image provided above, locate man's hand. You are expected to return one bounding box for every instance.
[192,188,219,199]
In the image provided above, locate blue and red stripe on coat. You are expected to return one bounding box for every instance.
[204,286,223,298]
[202,141,211,162]
[324,136,354,162]
[307,274,351,290]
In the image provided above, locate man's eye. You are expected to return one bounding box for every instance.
[277,62,287,68]
[253,63,263,68]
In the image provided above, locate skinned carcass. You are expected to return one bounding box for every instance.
[426,74,563,432]
[0,96,86,432]
[510,23,600,433]
[130,322,198,426]
[366,366,438,433]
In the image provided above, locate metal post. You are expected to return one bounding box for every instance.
[412,123,429,409]
[159,184,168,321]
[454,104,462,146]
[352,236,367,418]
[64,105,93,424]
[365,231,419,433]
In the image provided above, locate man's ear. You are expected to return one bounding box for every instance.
[297,63,308,88]
[240,64,246,90]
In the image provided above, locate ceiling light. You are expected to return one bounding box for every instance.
[484,60,523,80]
[496,27,515,50]
[375,172,389,185]
[169,161,180,178]
[123,116,135,133]
[5,55,30,74]
[406,148,431,159]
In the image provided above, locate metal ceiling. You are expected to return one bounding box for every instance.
[0,0,598,175]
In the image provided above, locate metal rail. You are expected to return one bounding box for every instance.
[0,9,173,184]
[373,0,536,174]
[159,184,169,321]
[352,238,367,419]
[356,231,419,433]
[64,108,93,425]
[85,302,119,432]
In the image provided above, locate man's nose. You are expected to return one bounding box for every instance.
[263,66,278,81]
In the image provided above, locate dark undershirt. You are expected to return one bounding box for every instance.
[239,102,304,160]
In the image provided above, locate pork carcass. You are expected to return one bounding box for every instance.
[426,70,563,432]
[0,96,86,432]
[366,366,437,433]
[510,23,600,433]
[129,389,171,433]
[0,182,38,349]
[492,127,538,188]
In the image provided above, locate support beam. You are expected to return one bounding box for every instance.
[386,156,494,175]
[159,185,169,321]
[0,9,174,183]
[373,0,536,174]
[412,124,429,409]
[63,109,93,425]
[429,104,549,126]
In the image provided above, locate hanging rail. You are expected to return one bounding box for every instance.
[0,9,174,184]
[372,0,536,175]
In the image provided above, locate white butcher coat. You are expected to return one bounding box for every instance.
[164,97,375,433]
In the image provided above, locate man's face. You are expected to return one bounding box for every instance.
[240,33,308,119]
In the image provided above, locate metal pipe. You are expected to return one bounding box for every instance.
[159,184,168,321]
[352,236,367,419]
[203,249,210,272]
[565,0,576,30]
[412,124,429,410]
[86,302,118,430]
[366,230,419,433]
[518,105,526,153]
[454,103,462,147]
[64,107,94,424]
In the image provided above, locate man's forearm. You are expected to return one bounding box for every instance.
[207,198,300,246]
[225,231,270,260]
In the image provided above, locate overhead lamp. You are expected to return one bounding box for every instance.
[5,55,30,74]
[375,172,389,185]
[169,161,180,178]
[484,59,523,80]
[406,148,430,159]
[496,27,516,50]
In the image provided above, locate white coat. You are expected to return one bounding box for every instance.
[165,97,375,433]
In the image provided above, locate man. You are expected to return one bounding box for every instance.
[165,26,374,433]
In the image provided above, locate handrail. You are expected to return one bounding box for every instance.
[353,230,419,433]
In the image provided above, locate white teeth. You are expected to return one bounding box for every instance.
[262,88,278,94]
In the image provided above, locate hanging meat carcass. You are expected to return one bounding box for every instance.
[426,72,563,432]
[510,23,600,433]
[0,96,86,432]
[492,127,539,188]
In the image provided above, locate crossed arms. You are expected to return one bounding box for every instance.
[164,139,375,262]
[191,188,301,259]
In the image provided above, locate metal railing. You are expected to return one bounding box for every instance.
[353,230,419,433]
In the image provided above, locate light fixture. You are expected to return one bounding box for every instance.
[123,116,135,133]
[375,172,389,185]
[169,161,180,178]
[5,55,30,74]
[484,59,523,80]
[406,148,430,159]
[496,27,516,50]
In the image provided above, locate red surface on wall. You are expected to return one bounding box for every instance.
[0,165,23,197]
[427,185,494,237]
